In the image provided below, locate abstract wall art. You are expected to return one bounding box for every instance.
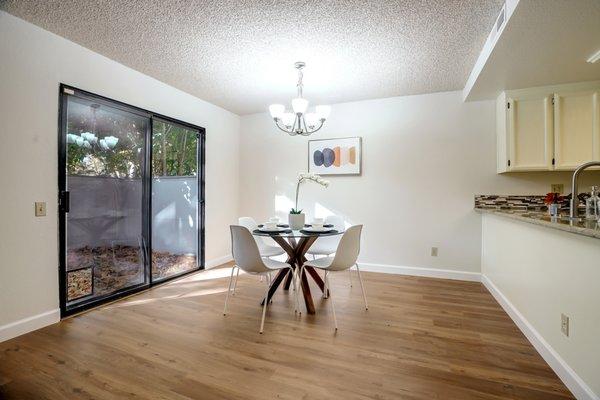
[308,137,361,175]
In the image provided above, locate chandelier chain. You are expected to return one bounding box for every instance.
[296,67,304,98]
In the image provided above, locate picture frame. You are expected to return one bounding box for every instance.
[308,136,362,175]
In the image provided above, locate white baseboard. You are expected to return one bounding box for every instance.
[359,262,481,282]
[205,254,232,269]
[0,308,60,343]
[482,275,598,400]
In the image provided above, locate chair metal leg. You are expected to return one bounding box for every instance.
[325,272,337,330]
[348,267,353,287]
[355,264,368,310]
[260,278,270,334]
[223,265,236,315]
[232,266,240,295]
[322,269,329,299]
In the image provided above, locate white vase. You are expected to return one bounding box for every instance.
[288,213,305,230]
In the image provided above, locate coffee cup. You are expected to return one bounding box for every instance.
[264,221,277,229]
[312,218,324,229]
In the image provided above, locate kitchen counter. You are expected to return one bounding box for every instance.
[475,208,600,240]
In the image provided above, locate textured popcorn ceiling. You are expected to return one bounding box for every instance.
[1,0,503,115]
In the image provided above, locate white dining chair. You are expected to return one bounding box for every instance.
[237,217,286,287]
[224,225,299,333]
[300,225,367,331]
[305,215,355,286]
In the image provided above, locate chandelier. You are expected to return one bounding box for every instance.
[269,62,331,136]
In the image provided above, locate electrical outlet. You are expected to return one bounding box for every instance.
[551,184,564,194]
[34,202,46,217]
[561,313,569,337]
[431,247,438,257]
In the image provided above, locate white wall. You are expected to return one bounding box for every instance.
[482,214,600,400]
[239,91,600,273]
[0,11,239,336]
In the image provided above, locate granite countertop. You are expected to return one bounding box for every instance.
[475,208,600,240]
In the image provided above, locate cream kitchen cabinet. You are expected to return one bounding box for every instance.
[553,90,600,170]
[497,81,600,173]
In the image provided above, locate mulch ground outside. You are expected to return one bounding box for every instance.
[67,245,196,301]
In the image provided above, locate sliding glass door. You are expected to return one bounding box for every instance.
[59,85,204,316]
[151,119,200,281]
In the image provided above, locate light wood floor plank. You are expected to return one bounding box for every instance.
[0,263,574,399]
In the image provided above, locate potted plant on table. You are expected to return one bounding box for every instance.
[544,192,564,217]
[289,173,330,229]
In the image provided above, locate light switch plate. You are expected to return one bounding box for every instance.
[551,184,564,194]
[431,247,438,257]
[35,202,46,217]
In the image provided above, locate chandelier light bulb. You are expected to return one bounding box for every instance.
[269,104,285,119]
[292,98,309,114]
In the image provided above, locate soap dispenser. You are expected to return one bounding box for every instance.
[585,186,599,220]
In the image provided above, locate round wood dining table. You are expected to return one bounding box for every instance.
[252,226,343,314]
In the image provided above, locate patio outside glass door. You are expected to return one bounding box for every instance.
[151,119,200,281]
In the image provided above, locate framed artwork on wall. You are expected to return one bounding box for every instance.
[308,137,362,175]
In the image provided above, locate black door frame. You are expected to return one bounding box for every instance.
[58,84,205,317]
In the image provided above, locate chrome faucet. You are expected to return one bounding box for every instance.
[569,161,600,219]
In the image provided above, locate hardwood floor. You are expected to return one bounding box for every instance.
[0,263,574,399]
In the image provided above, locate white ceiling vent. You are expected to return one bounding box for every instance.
[495,4,506,33]
[487,3,506,46]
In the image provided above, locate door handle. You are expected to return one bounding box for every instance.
[60,190,70,213]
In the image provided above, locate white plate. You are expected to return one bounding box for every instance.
[303,226,334,232]
[258,227,287,233]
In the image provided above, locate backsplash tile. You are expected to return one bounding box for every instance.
[474,194,584,212]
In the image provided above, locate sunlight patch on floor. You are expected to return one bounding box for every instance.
[185,267,243,281]
[103,267,243,309]
[105,287,230,309]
